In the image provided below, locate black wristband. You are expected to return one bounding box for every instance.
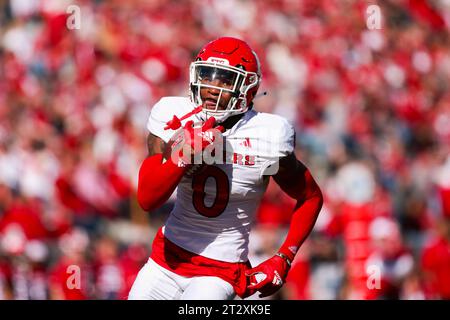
[275,252,292,267]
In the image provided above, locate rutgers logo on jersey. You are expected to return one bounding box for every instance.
[232,152,255,166]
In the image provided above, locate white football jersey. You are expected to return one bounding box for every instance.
[147,97,295,262]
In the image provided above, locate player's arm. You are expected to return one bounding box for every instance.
[273,153,323,259]
[246,152,323,298]
[137,132,186,212]
[147,132,166,156]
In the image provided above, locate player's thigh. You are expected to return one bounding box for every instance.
[128,259,183,300]
[180,276,235,300]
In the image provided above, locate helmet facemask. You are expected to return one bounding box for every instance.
[189,61,260,123]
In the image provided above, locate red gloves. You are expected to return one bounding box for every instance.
[245,253,291,298]
[170,117,224,166]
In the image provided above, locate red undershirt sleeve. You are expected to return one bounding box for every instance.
[277,169,324,262]
[137,154,186,212]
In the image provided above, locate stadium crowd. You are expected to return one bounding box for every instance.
[0,0,449,300]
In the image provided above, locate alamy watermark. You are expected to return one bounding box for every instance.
[66,265,81,290]
[366,4,382,30]
[66,5,81,30]
[366,264,381,290]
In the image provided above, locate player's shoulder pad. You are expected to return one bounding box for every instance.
[149,96,192,123]
[252,111,295,152]
[147,96,193,143]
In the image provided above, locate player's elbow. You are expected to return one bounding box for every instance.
[304,179,324,215]
[137,183,163,212]
[303,170,324,207]
[137,193,164,212]
[137,190,153,212]
[313,185,324,212]
[136,155,165,212]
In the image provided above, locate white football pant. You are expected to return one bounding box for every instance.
[128,258,236,300]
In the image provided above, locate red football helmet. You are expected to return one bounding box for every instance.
[189,37,261,122]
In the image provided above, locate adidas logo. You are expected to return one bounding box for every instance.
[239,137,252,148]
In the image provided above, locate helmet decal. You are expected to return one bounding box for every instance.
[206,57,230,65]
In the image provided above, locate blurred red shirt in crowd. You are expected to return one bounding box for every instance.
[421,218,450,299]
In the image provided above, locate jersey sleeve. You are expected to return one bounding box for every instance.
[259,117,296,176]
[146,98,176,143]
[277,119,295,157]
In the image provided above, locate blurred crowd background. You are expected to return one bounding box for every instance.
[0,0,449,300]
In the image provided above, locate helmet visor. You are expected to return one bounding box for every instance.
[194,65,244,92]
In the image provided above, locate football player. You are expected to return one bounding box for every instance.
[128,37,323,300]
